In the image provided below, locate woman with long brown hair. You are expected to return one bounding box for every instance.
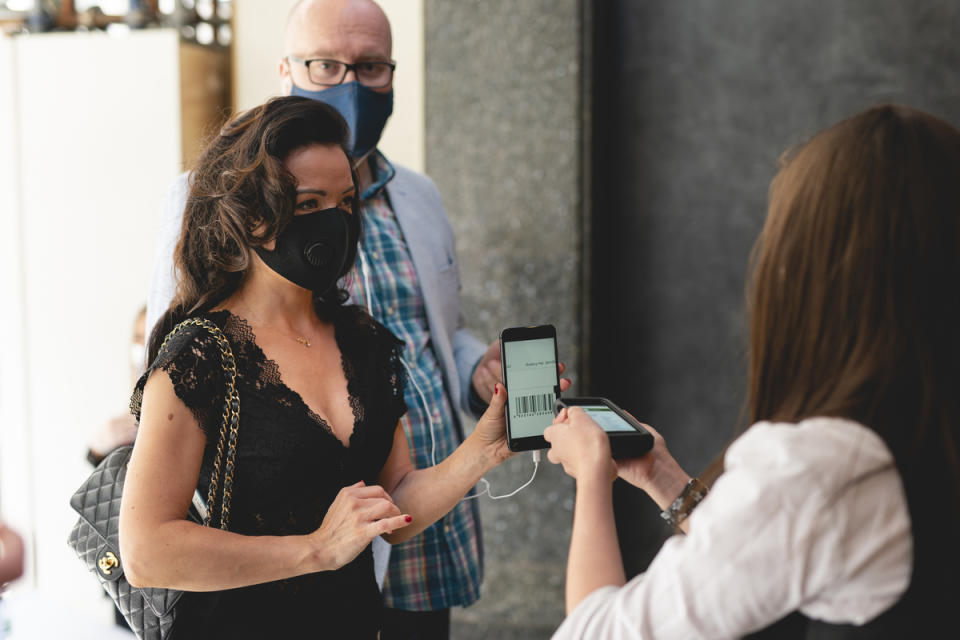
[545,104,960,638]
[118,96,513,638]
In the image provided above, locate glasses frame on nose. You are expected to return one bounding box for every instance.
[286,55,397,89]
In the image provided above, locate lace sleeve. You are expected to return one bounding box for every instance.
[357,309,408,424]
[340,306,407,425]
[129,321,228,440]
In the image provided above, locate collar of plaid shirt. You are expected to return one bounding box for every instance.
[359,149,397,200]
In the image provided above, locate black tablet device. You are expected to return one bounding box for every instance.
[553,397,654,458]
[500,324,561,451]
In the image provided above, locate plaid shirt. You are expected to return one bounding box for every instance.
[345,152,483,611]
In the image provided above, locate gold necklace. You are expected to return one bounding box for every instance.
[235,295,313,348]
[272,325,312,347]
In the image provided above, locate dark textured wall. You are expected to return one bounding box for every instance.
[424,1,584,638]
[591,0,960,576]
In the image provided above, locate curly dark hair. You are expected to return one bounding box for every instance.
[149,96,358,362]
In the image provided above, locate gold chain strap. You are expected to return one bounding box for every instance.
[158,317,240,530]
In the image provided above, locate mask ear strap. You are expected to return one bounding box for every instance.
[331,209,357,291]
[336,213,351,278]
[351,151,371,172]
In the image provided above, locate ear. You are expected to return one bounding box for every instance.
[249,216,269,239]
[279,57,293,96]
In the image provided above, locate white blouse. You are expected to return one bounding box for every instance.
[552,417,912,639]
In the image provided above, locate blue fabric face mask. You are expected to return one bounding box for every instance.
[290,81,394,159]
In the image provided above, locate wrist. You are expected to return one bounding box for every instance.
[578,463,617,489]
[645,456,691,511]
[660,477,709,531]
[454,432,499,485]
[303,533,333,573]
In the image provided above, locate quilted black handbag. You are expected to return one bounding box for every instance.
[67,318,240,640]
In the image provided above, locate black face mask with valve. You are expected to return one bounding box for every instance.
[254,207,360,295]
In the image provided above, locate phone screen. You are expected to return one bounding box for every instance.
[579,405,636,433]
[503,337,558,439]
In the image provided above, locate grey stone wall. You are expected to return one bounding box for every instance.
[424,1,585,637]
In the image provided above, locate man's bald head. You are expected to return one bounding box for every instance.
[280,0,393,94]
[284,0,392,63]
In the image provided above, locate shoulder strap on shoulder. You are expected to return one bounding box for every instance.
[163,318,240,530]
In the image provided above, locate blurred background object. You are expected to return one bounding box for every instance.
[0,5,231,633]
[0,523,26,638]
[0,0,232,37]
[86,306,146,467]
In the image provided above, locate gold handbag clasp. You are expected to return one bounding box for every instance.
[98,551,119,575]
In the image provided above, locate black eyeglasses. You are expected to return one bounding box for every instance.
[287,56,396,89]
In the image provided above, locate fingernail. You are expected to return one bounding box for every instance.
[405,515,412,523]
[358,480,365,486]
[494,385,499,395]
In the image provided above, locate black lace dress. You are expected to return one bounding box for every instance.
[130,306,407,639]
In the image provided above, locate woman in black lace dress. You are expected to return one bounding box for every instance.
[118,96,512,638]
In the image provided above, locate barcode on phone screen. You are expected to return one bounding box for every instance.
[515,393,554,417]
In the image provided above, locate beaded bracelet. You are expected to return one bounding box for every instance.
[660,477,709,529]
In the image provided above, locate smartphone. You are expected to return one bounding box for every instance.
[500,324,561,451]
[553,397,654,458]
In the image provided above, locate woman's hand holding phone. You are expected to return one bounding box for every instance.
[468,382,514,466]
[612,420,668,489]
[611,420,692,512]
[546,409,692,510]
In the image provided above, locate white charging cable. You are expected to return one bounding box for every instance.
[357,247,539,500]
[462,450,540,501]
[400,357,440,467]
[358,249,441,469]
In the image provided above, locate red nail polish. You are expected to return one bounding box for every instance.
[494,385,499,395]
[405,515,412,523]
